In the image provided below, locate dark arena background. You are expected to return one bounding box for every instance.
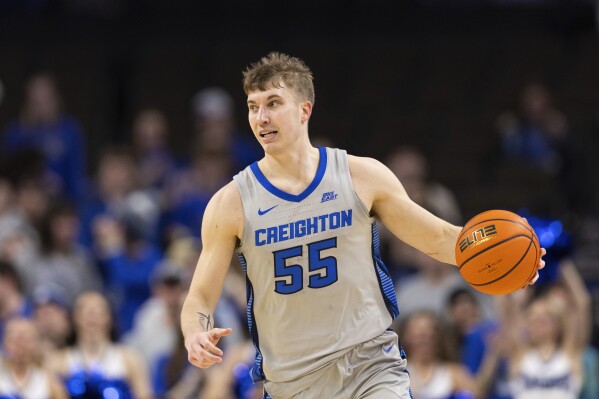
[0,1,598,398]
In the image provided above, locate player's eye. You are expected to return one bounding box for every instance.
[268,101,279,107]
[249,105,258,112]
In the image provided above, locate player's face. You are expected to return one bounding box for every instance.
[247,82,311,154]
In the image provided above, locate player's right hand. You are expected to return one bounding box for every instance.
[186,328,232,368]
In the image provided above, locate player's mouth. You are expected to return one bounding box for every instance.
[259,130,278,139]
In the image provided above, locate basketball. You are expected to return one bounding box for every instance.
[455,210,541,295]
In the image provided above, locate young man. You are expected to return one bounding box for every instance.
[181,52,544,398]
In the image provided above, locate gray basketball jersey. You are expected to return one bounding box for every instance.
[233,147,399,383]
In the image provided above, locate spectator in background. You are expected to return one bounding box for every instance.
[383,147,462,279]
[47,291,153,399]
[10,149,52,232]
[446,288,485,359]
[0,164,39,277]
[132,109,178,191]
[493,82,591,215]
[80,147,160,249]
[446,289,511,399]
[124,261,188,377]
[164,235,201,282]
[0,260,32,344]
[152,320,204,399]
[1,73,86,204]
[393,250,476,325]
[92,215,162,335]
[398,311,477,399]
[486,260,590,399]
[23,201,101,303]
[0,317,67,399]
[163,145,232,240]
[31,284,72,360]
[191,87,261,173]
[542,261,598,399]
[497,83,566,174]
[386,147,462,226]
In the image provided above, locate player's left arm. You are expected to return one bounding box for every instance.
[349,155,461,265]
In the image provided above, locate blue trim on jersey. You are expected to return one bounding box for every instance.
[371,223,400,319]
[236,253,266,382]
[250,147,327,203]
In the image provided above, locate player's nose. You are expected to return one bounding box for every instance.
[256,106,270,123]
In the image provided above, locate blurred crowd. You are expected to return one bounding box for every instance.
[0,72,596,399]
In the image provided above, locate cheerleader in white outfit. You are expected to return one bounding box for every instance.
[0,318,66,399]
[400,311,477,399]
[46,292,152,399]
[501,261,589,399]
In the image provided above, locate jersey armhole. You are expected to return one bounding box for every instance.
[232,176,250,250]
[338,150,373,221]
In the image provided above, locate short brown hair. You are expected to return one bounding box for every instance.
[243,52,315,104]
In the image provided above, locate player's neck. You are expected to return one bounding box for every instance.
[260,143,320,184]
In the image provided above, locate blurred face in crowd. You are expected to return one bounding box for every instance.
[448,291,480,333]
[133,109,168,153]
[155,278,186,309]
[35,301,71,347]
[98,153,137,198]
[247,82,312,156]
[386,149,427,205]
[193,89,234,151]
[50,212,79,249]
[17,179,49,224]
[526,298,561,345]
[402,313,440,361]
[520,83,551,124]
[3,318,39,363]
[24,74,60,124]
[73,292,112,338]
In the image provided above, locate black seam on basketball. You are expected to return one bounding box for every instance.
[469,237,534,287]
[457,218,533,242]
[458,234,530,271]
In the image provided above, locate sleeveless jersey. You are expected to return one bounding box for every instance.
[0,362,52,399]
[233,147,399,383]
[510,350,582,399]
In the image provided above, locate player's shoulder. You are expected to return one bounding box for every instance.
[347,154,391,179]
[207,181,242,211]
[347,154,383,167]
[203,182,243,234]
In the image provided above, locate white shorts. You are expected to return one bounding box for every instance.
[263,330,412,399]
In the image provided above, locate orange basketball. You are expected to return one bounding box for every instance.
[455,209,541,295]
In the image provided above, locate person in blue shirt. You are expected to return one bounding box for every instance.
[2,73,86,205]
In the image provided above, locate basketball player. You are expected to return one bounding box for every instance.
[181,52,546,398]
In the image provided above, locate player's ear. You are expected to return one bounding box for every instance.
[300,101,312,124]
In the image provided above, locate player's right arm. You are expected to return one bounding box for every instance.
[180,182,243,369]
